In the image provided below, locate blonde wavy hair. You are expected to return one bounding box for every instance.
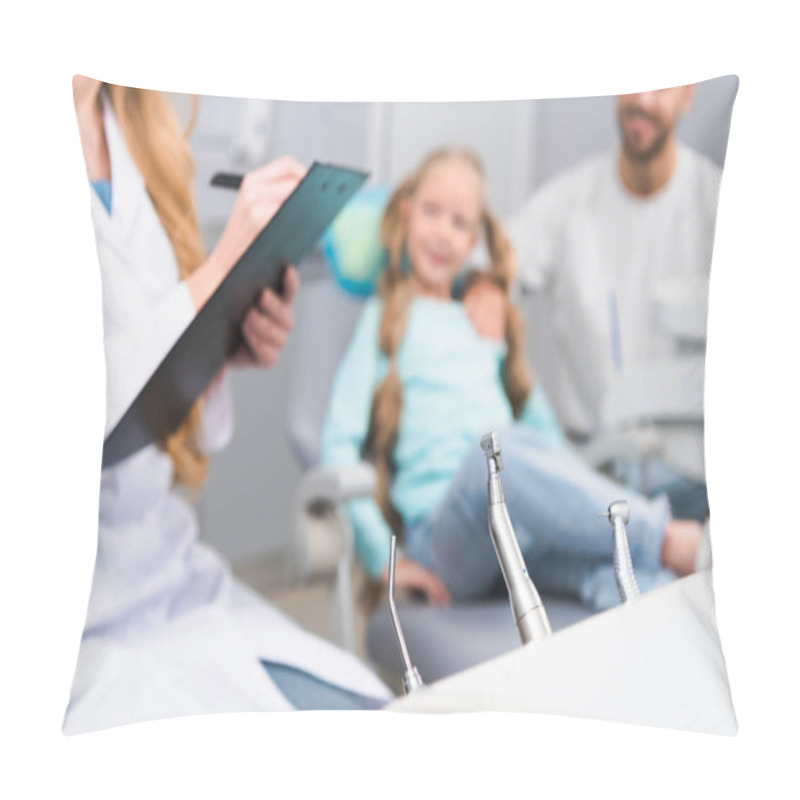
[106,84,208,490]
[365,148,533,534]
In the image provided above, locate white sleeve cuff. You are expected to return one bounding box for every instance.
[103,281,195,437]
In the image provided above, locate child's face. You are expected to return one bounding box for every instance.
[405,158,482,298]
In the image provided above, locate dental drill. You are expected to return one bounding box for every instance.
[600,500,641,603]
[480,433,552,645]
[388,535,424,694]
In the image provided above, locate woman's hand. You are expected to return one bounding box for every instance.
[187,156,307,311]
[381,557,452,607]
[463,275,507,341]
[214,156,307,272]
[229,266,300,368]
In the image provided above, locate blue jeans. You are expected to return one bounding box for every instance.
[405,425,675,612]
[617,456,710,522]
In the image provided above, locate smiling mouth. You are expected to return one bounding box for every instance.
[427,252,449,266]
[625,107,656,121]
[624,109,659,130]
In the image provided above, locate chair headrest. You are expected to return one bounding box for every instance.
[320,184,391,297]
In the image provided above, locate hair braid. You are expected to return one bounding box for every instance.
[483,209,533,418]
[361,175,417,535]
[107,84,209,491]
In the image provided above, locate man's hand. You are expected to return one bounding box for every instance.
[381,557,452,607]
[463,275,507,342]
[229,266,299,368]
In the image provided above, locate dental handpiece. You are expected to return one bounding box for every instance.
[600,500,640,603]
[480,433,552,645]
[388,535,424,694]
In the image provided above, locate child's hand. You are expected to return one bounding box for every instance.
[381,557,452,607]
[463,275,507,341]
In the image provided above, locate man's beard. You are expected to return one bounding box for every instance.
[619,111,672,163]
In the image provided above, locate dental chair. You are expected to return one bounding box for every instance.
[282,184,703,685]
[284,276,595,684]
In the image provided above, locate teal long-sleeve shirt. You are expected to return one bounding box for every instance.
[320,296,566,578]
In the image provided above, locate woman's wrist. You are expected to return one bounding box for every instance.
[185,251,229,312]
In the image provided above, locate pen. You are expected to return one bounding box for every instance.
[210,172,244,189]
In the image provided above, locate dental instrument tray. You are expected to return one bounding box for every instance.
[102,162,368,468]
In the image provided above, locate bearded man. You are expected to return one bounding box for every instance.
[464,86,721,521]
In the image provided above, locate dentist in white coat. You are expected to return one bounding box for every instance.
[64,77,391,734]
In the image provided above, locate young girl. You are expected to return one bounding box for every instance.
[321,147,702,612]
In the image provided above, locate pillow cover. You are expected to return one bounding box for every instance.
[66,75,738,736]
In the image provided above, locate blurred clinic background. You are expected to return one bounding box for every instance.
[167,76,737,575]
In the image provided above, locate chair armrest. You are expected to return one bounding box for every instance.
[289,462,377,582]
[295,462,377,509]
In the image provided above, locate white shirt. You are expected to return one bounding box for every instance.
[507,145,721,479]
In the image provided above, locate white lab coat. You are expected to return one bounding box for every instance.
[63,94,391,734]
[506,147,721,481]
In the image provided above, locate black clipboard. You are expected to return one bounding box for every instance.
[102,162,368,469]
